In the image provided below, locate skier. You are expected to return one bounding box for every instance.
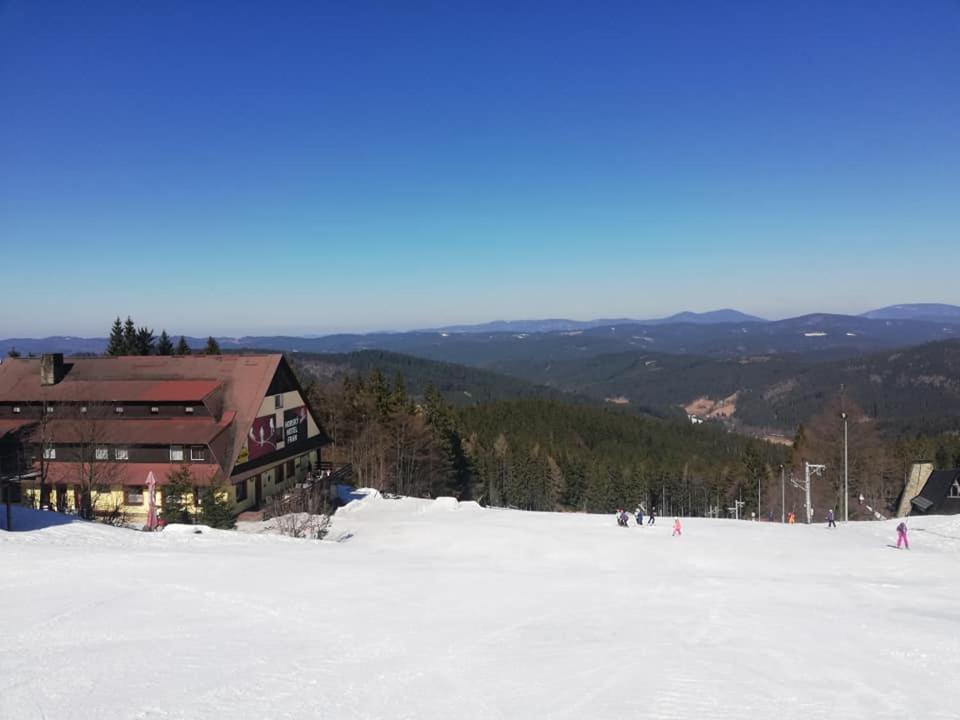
[635,506,644,526]
[672,518,682,536]
[826,508,837,528]
[896,521,910,550]
[648,509,656,526]
[788,511,796,525]
[616,508,629,527]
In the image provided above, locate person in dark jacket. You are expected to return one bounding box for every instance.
[826,509,837,528]
[648,509,656,525]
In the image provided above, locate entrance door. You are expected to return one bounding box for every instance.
[255,474,263,507]
[55,485,67,513]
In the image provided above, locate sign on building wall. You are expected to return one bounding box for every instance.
[248,414,279,461]
[284,406,308,447]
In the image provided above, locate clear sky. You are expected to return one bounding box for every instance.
[1,1,958,337]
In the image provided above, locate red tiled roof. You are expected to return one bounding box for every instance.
[38,412,235,446]
[43,462,222,487]
[0,379,221,403]
[0,418,35,439]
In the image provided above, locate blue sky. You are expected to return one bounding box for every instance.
[1,1,958,336]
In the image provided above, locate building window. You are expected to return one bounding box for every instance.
[170,445,184,462]
[12,406,21,414]
[185,406,195,415]
[275,394,284,409]
[80,406,87,414]
[114,447,129,461]
[124,487,144,505]
[190,446,206,462]
[950,479,960,499]
[150,406,159,414]
[286,459,296,478]
[95,447,109,461]
[114,406,124,414]
[194,486,205,507]
[42,446,56,460]
[234,480,248,502]
[46,406,54,414]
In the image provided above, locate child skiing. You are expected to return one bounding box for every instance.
[635,506,644,526]
[826,508,837,528]
[648,509,656,525]
[616,508,630,527]
[672,518,682,536]
[896,521,910,550]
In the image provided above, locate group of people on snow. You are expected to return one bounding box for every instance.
[613,504,912,549]
[615,506,681,536]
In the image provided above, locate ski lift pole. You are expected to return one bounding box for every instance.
[804,462,826,524]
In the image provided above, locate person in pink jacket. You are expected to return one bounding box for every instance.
[896,521,909,550]
[672,518,682,536]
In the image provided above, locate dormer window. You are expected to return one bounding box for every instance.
[950,479,960,499]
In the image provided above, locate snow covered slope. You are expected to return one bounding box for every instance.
[2,498,959,720]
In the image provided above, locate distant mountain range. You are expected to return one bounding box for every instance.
[860,303,960,324]
[2,304,958,361]
[428,309,765,334]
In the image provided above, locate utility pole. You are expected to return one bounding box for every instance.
[780,464,785,523]
[842,411,849,523]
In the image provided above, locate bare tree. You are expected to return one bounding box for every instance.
[65,403,123,520]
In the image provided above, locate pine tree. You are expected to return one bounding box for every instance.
[204,336,221,355]
[160,464,194,525]
[157,330,174,356]
[391,371,408,412]
[200,484,235,529]
[175,336,191,356]
[122,316,137,355]
[106,317,125,356]
[134,326,155,355]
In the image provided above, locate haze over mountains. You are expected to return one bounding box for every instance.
[3,304,959,359]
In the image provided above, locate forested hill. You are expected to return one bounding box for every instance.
[458,399,785,514]
[734,340,960,435]
[487,340,960,436]
[289,349,576,407]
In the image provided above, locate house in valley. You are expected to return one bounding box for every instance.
[0,353,328,521]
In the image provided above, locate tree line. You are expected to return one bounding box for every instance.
[105,316,221,356]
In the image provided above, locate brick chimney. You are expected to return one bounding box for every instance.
[40,353,65,386]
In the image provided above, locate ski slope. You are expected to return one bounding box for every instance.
[2,494,959,720]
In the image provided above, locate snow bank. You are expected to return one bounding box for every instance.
[0,505,86,532]
[162,523,214,535]
[422,495,459,511]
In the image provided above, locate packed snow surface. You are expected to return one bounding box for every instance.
[2,496,960,719]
